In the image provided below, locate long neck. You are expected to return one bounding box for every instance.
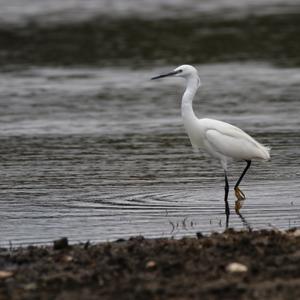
[181,76,200,125]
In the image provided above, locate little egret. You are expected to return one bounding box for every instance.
[151,65,270,227]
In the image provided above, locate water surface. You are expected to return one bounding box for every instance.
[0,0,299,246]
[0,63,299,245]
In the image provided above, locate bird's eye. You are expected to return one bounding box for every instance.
[178,69,183,73]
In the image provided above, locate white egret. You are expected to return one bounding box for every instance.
[151,65,270,227]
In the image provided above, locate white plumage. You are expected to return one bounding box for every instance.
[196,118,270,163]
[152,64,270,227]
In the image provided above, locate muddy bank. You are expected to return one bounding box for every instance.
[0,230,300,300]
[0,13,300,67]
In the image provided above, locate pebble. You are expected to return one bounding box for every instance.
[226,262,248,273]
[145,260,156,269]
[0,271,14,279]
[62,255,73,262]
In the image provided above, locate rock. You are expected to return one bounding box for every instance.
[53,237,69,250]
[226,262,248,273]
[290,229,300,237]
[0,271,14,279]
[196,232,203,239]
[145,260,156,269]
[62,255,73,262]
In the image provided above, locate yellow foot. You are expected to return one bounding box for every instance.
[234,187,246,213]
[234,186,246,201]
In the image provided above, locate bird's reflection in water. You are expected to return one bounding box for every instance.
[235,199,251,230]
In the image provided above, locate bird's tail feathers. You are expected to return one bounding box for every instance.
[259,144,271,161]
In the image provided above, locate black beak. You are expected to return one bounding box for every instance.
[151,70,181,80]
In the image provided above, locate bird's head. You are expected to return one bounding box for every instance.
[151,64,199,80]
[151,65,201,88]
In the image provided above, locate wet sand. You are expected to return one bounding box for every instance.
[1,229,300,300]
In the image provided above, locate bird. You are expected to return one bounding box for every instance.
[151,65,270,227]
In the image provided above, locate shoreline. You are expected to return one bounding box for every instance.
[1,229,299,299]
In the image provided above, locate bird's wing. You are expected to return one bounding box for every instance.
[202,119,270,160]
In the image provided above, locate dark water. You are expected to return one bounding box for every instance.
[0,1,299,245]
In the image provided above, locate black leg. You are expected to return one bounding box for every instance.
[234,160,251,201]
[224,171,230,228]
[235,160,251,190]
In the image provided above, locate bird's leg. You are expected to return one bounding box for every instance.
[234,160,251,211]
[224,171,230,228]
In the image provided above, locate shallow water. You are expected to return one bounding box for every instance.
[0,63,299,246]
[0,0,299,245]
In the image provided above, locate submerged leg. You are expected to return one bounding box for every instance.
[234,160,251,201]
[224,170,230,228]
